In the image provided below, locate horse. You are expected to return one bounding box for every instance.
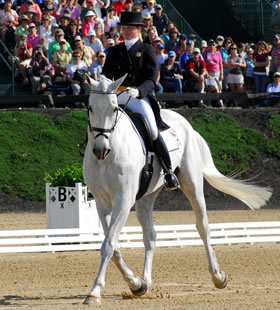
[83,75,272,305]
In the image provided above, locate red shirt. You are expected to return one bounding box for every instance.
[17,43,33,60]
[113,1,127,16]
[186,57,206,79]
[253,52,268,73]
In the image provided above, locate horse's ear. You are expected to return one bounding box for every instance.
[88,75,98,90]
[110,73,128,91]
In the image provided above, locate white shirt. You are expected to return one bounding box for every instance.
[66,62,88,79]
[84,37,104,54]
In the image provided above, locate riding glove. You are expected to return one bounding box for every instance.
[126,88,139,98]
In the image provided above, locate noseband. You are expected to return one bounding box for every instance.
[87,89,128,139]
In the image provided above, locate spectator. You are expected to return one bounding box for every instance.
[74,35,95,68]
[142,0,155,17]
[82,10,98,38]
[201,40,207,54]
[0,0,18,43]
[90,50,106,80]
[42,6,57,25]
[58,12,71,33]
[151,36,162,50]
[185,47,207,94]
[53,38,72,80]
[80,0,98,23]
[143,26,158,44]
[141,13,154,43]
[9,34,32,84]
[84,29,104,54]
[103,6,119,34]
[64,19,81,50]
[29,45,53,93]
[125,0,133,12]
[20,0,42,22]
[94,22,106,45]
[23,7,39,26]
[164,27,179,52]
[175,34,187,61]
[59,0,80,21]
[226,43,246,107]
[27,23,40,49]
[156,43,167,65]
[38,37,49,57]
[216,35,224,47]
[253,40,269,94]
[178,39,196,77]
[152,4,168,36]
[160,20,175,44]
[104,37,114,54]
[266,71,280,105]
[160,50,183,94]
[38,15,52,48]
[203,39,224,107]
[219,36,233,90]
[14,16,30,49]
[66,49,91,107]
[244,48,255,90]
[271,0,280,29]
[113,0,127,17]
[270,33,280,81]
[48,28,72,61]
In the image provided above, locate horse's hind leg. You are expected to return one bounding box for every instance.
[179,172,228,289]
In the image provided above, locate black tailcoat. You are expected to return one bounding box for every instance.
[102,40,162,120]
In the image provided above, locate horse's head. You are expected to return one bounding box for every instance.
[87,74,127,160]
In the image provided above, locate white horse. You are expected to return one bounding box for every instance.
[83,75,272,305]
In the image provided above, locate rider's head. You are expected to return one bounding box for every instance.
[118,11,144,40]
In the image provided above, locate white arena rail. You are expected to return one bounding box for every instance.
[0,221,280,254]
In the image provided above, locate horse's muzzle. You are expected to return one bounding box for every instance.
[92,147,111,160]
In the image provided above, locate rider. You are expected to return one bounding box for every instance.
[102,11,179,190]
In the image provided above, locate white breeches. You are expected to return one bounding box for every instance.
[118,92,158,140]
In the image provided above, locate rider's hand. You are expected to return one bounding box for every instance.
[126,88,139,98]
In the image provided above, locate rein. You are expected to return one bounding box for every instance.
[87,89,132,139]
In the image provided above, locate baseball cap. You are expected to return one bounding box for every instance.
[168,50,176,57]
[187,39,194,45]
[179,34,187,40]
[107,38,114,44]
[153,36,161,42]
[87,30,96,36]
[59,38,66,43]
[201,40,207,48]
[55,29,64,36]
[155,4,162,9]
[193,47,200,53]
[51,23,59,28]
[208,39,215,45]
[274,33,280,39]
[157,43,164,49]
[26,0,33,4]
[274,72,280,77]
[74,35,82,41]
[216,35,224,41]
[28,23,36,28]
[98,51,106,57]
[86,10,96,17]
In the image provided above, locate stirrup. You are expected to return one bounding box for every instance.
[164,172,180,191]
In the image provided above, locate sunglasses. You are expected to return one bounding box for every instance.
[98,55,105,58]
[231,47,237,50]
[59,42,66,44]
[70,24,75,26]
[73,55,81,58]
[225,41,231,44]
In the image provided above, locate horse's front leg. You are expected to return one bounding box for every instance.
[84,196,141,304]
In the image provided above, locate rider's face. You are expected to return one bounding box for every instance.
[121,26,140,40]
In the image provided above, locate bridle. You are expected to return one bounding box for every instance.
[87,89,131,140]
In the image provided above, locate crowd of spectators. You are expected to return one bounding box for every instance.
[0,0,280,107]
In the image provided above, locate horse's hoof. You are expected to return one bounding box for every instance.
[130,278,148,296]
[83,295,102,305]
[213,272,228,289]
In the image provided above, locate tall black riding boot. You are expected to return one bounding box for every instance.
[153,134,180,191]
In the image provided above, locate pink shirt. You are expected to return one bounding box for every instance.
[27,33,40,49]
[203,51,222,73]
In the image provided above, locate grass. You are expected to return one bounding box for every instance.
[0,110,279,204]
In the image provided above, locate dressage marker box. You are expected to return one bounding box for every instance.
[46,183,100,230]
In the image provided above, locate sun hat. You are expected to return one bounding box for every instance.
[87,30,96,36]
[85,10,96,17]
[107,38,115,44]
[193,47,200,53]
[74,35,82,41]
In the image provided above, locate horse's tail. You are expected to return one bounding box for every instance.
[195,131,272,210]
